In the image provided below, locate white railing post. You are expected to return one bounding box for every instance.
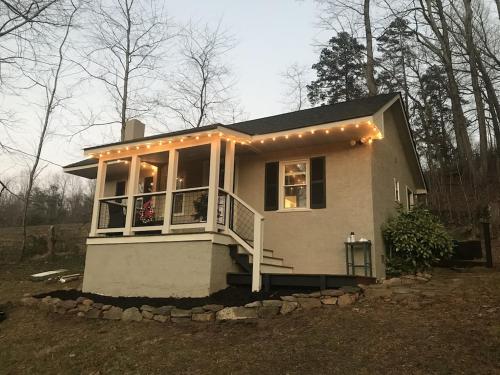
[224,193,231,232]
[252,214,264,292]
[89,158,107,237]
[123,155,140,235]
[224,140,235,193]
[162,148,178,234]
[206,138,221,232]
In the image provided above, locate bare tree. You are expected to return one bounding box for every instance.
[280,63,309,111]
[19,1,78,261]
[409,0,475,180]
[77,0,171,140]
[0,0,60,66]
[163,21,237,128]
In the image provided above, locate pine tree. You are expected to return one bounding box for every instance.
[307,32,367,105]
[376,17,415,108]
[417,65,455,167]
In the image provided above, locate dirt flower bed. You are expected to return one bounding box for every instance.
[33,286,306,310]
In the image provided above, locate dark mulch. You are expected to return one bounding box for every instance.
[34,286,315,309]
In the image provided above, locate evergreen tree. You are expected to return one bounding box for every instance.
[376,17,414,95]
[307,32,367,105]
[416,65,455,167]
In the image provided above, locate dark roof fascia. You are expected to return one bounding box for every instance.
[63,158,98,169]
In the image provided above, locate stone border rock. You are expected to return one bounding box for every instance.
[19,286,362,323]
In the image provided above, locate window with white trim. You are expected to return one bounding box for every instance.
[281,160,309,209]
[406,186,414,211]
[394,178,400,202]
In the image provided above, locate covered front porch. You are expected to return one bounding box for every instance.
[66,127,266,292]
[92,137,247,238]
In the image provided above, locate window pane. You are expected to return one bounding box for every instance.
[284,162,306,186]
[285,173,306,185]
[284,186,307,208]
[285,163,306,174]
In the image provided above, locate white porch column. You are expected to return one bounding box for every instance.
[206,138,221,232]
[224,140,235,193]
[89,158,107,237]
[162,148,178,234]
[123,155,140,235]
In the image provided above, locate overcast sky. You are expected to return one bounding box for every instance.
[1,0,328,184]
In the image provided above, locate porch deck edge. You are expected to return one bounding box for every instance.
[86,232,236,246]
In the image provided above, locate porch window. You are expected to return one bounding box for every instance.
[281,160,308,209]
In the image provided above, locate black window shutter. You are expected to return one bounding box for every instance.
[310,156,326,209]
[264,162,279,211]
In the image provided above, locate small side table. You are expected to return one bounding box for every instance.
[345,241,372,277]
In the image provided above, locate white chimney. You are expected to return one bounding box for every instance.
[124,119,145,141]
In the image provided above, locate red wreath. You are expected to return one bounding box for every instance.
[139,200,155,224]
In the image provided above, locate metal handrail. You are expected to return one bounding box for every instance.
[219,188,264,292]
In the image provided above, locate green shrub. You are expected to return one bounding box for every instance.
[382,206,453,273]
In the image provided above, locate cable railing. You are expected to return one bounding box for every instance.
[132,192,166,227]
[170,187,209,225]
[219,188,264,292]
[97,196,127,229]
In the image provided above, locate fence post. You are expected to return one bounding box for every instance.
[482,221,493,268]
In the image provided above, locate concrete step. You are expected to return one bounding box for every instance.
[237,247,274,258]
[249,254,284,266]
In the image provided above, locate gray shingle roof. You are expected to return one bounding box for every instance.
[79,92,399,154]
[227,92,399,135]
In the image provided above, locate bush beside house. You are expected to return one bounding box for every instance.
[383,207,453,274]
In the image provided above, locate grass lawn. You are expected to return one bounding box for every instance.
[1,256,500,374]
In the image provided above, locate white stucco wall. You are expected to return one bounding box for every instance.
[83,240,237,298]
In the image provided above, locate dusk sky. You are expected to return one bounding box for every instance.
[1,0,327,183]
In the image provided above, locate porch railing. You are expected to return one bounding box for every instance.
[97,196,127,230]
[219,188,264,292]
[170,187,209,225]
[132,192,166,227]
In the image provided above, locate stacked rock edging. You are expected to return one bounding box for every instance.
[19,286,361,323]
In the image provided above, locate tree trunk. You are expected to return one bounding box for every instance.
[462,0,488,186]
[364,0,377,96]
[399,33,409,111]
[431,0,475,182]
[120,1,132,141]
[19,6,76,261]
